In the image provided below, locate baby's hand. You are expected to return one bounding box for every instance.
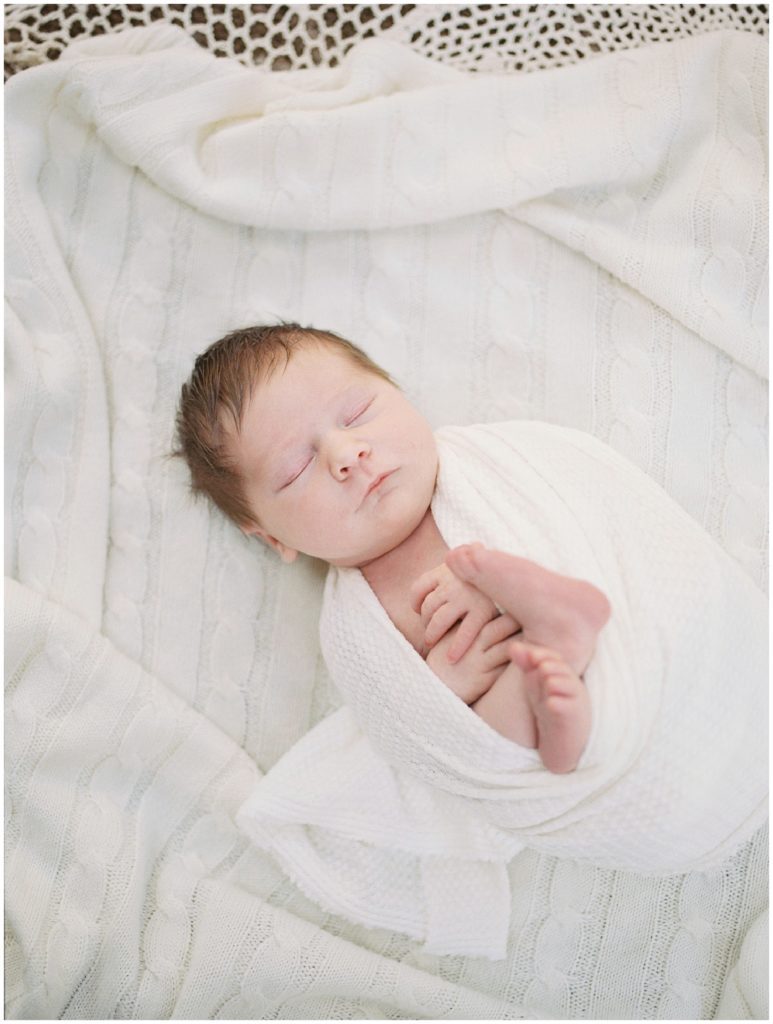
[410,561,499,663]
[426,614,519,705]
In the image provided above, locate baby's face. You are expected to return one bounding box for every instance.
[233,343,438,567]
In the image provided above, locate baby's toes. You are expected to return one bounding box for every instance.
[533,655,565,680]
[539,663,581,699]
[543,692,576,718]
[509,640,537,671]
[511,642,558,671]
[542,673,575,700]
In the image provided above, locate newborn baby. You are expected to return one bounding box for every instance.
[176,322,610,772]
[181,317,766,914]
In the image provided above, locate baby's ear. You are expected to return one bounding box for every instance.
[241,522,298,563]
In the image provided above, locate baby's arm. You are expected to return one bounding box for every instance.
[410,562,504,663]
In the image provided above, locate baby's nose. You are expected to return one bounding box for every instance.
[328,431,371,480]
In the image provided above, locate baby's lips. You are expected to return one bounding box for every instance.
[358,468,397,509]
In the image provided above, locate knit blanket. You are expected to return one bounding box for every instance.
[237,420,767,957]
[5,21,768,1019]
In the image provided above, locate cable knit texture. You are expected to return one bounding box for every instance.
[5,20,768,1020]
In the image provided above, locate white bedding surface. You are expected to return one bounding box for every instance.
[5,24,768,1019]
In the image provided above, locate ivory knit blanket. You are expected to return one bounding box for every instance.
[6,20,768,1018]
[237,420,767,957]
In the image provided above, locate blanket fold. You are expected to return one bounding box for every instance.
[6,17,768,1016]
[238,420,767,959]
[43,27,767,377]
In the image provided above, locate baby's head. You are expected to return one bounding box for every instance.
[176,324,438,568]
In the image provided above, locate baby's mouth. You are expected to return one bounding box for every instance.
[359,470,395,509]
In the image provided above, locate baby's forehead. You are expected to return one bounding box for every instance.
[258,341,374,390]
[238,344,371,431]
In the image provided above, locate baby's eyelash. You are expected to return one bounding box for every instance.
[282,457,311,488]
[345,399,373,425]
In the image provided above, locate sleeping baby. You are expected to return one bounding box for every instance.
[176,322,610,773]
[177,321,766,950]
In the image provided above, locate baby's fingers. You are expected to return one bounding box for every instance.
[424,603,462,647]
[409,569,441,614]
[446,612,490,664]
[480,613,520,647]
[485,638,516,671]
[420,586,453,626]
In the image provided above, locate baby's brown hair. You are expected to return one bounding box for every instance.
[174,323,393,526]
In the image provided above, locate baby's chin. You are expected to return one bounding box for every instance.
[333,500,434,570]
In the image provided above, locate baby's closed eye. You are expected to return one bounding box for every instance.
[344,398,373,426]
[281,456,313,488]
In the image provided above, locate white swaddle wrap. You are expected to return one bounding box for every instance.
[237,420,767,959]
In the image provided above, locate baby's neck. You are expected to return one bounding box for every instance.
[360,507,448,655]
[362,507,447,587]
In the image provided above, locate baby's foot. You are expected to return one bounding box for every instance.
[445,543,610,675]
[510,641,591,774]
